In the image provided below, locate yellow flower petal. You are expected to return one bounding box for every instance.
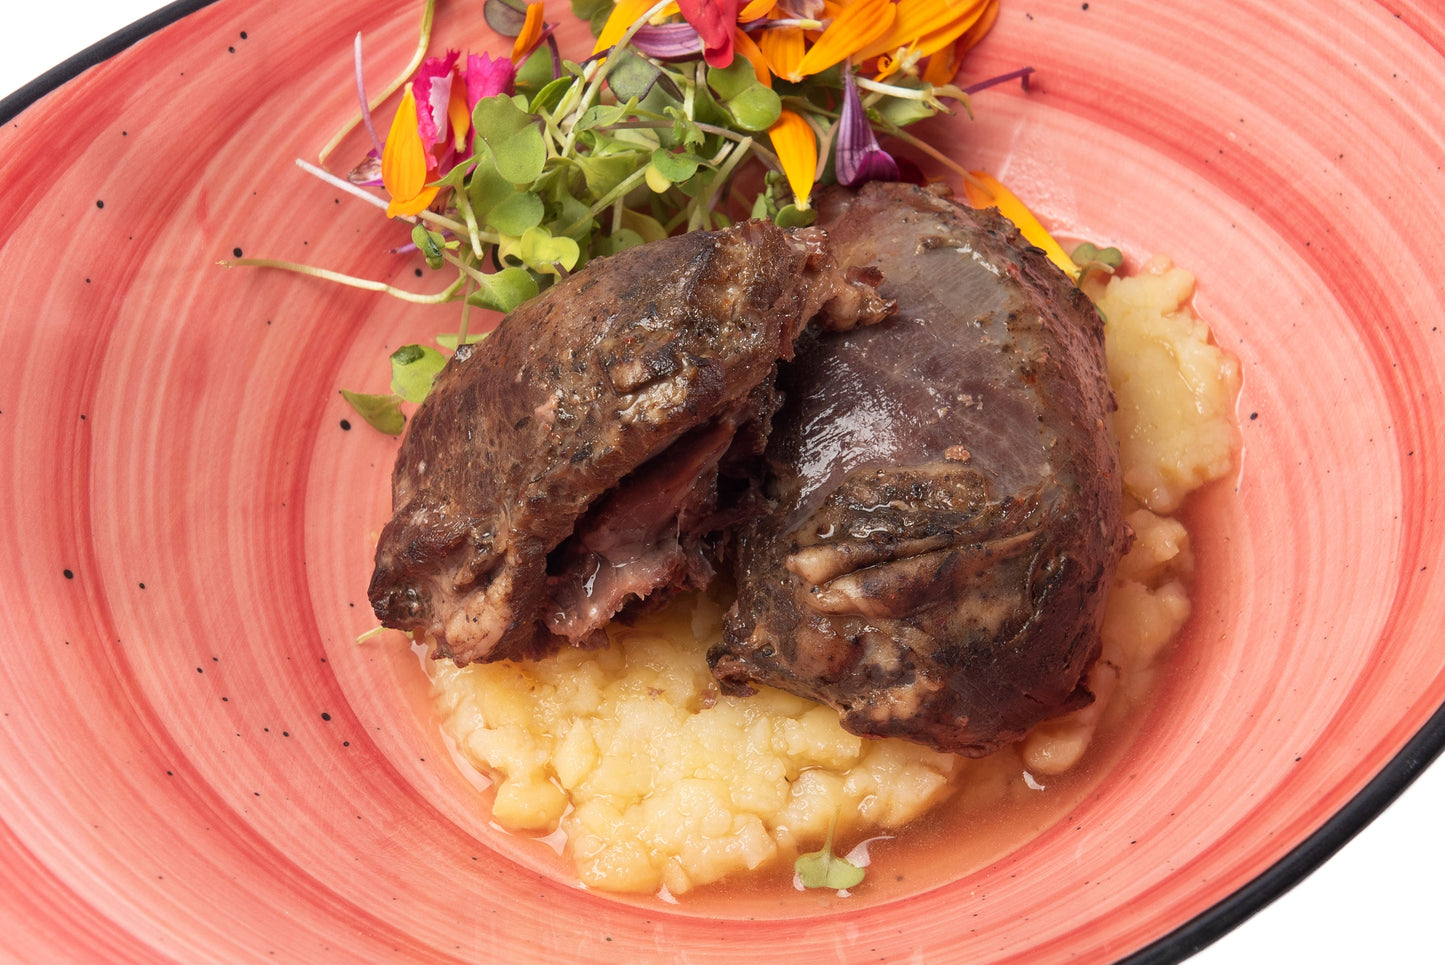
[790,0,896,80]
[769,109,817,208]
[593,0,658,54]
[853,0,988,63]
[758,23,806,79]
[382,88,434,217]
[963,171,1078,278]
[512,2,547,62]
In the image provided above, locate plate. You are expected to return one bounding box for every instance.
[2,1,1443,961]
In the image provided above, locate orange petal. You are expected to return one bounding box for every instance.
[738,0,778,18]
[382,88,432,212]
[768,109,817,208]
[964,171,1078,277]
[853,0,988,63]
[919,39,957,85]
[956,0,999,53]
[758,23,806,79]
[512,2,547,62]
[593,0,658,53]
[734,27,773,86]
[446,71,471,153]
[790,0,896,80]
[386,184,441,219]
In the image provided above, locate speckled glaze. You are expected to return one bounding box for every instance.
[0,1,1442,962]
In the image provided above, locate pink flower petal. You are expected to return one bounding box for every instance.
[465,52,518,111]
[411,51,461,156]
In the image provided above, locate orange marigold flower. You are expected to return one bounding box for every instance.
[382,88,441,218]
[788,0,896,80]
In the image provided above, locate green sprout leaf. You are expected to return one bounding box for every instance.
[486,190,546,236]
[466,266,539,313]
[472,95,547,185]
[339,389,406,435]
[1071,241,1125,273]
[795,813,865,890]
[411,224,449,270]
[389,344,448,404]
[723,84,782,132]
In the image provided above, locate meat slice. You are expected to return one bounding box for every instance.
[710,182,1127,757]
[368,221,890,665]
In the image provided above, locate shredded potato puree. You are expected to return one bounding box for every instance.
[427,254,1241,894]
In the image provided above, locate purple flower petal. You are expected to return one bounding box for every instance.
[835,69,899,187]
[629,23,706,61]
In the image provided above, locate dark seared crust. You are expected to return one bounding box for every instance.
[368,221,890,665]
[709,182,1127,757]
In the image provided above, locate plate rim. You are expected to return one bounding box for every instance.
[4,2,1444,961]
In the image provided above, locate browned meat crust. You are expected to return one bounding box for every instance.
[709,183,1128,756]
[368,221,890,665]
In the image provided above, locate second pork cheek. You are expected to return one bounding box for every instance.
[712,182,1127,757]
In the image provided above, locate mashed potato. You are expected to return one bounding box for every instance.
[427,254,1241,894]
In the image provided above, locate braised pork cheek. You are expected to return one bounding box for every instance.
[709,183,1127,756]
[368,221,890,665]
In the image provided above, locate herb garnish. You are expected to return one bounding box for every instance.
[223,0,1032,431]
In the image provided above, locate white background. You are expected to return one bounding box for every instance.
[3,3,1442,962]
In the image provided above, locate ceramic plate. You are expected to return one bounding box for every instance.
[2,1,1443,961]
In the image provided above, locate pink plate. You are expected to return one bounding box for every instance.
[2,0,1443,961]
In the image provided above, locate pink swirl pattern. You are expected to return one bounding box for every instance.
[0,1,1442,961]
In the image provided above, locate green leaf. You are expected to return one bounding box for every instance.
[576,150,646,198]
[650,148,701,183]
[1072,241,1124,271]
[472,95,547,185]
[515,225,581,273]
[794,815,865,890]
[529,75,577,116]
[707,58,760,101]
[575,98,640,132]
[486,190,546,236]
[389,344,448,404]
[619,207,668,244]
[664,106,706,150]
[594,228,645,257]
[606,49,683,103]
[774,203,817,228]
[873,95,939,129]
[466,266,540,313]
[339,389,405,435]
[724,85,782,132]
[483,0,528,37]
[435,331,492,350]
[411,224,447,270]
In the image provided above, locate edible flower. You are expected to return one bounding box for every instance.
[835,66,899,185]
[963,170,1079,277]
[381,88,441,217]
[379,49,518,218]
[768,109,818,209]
